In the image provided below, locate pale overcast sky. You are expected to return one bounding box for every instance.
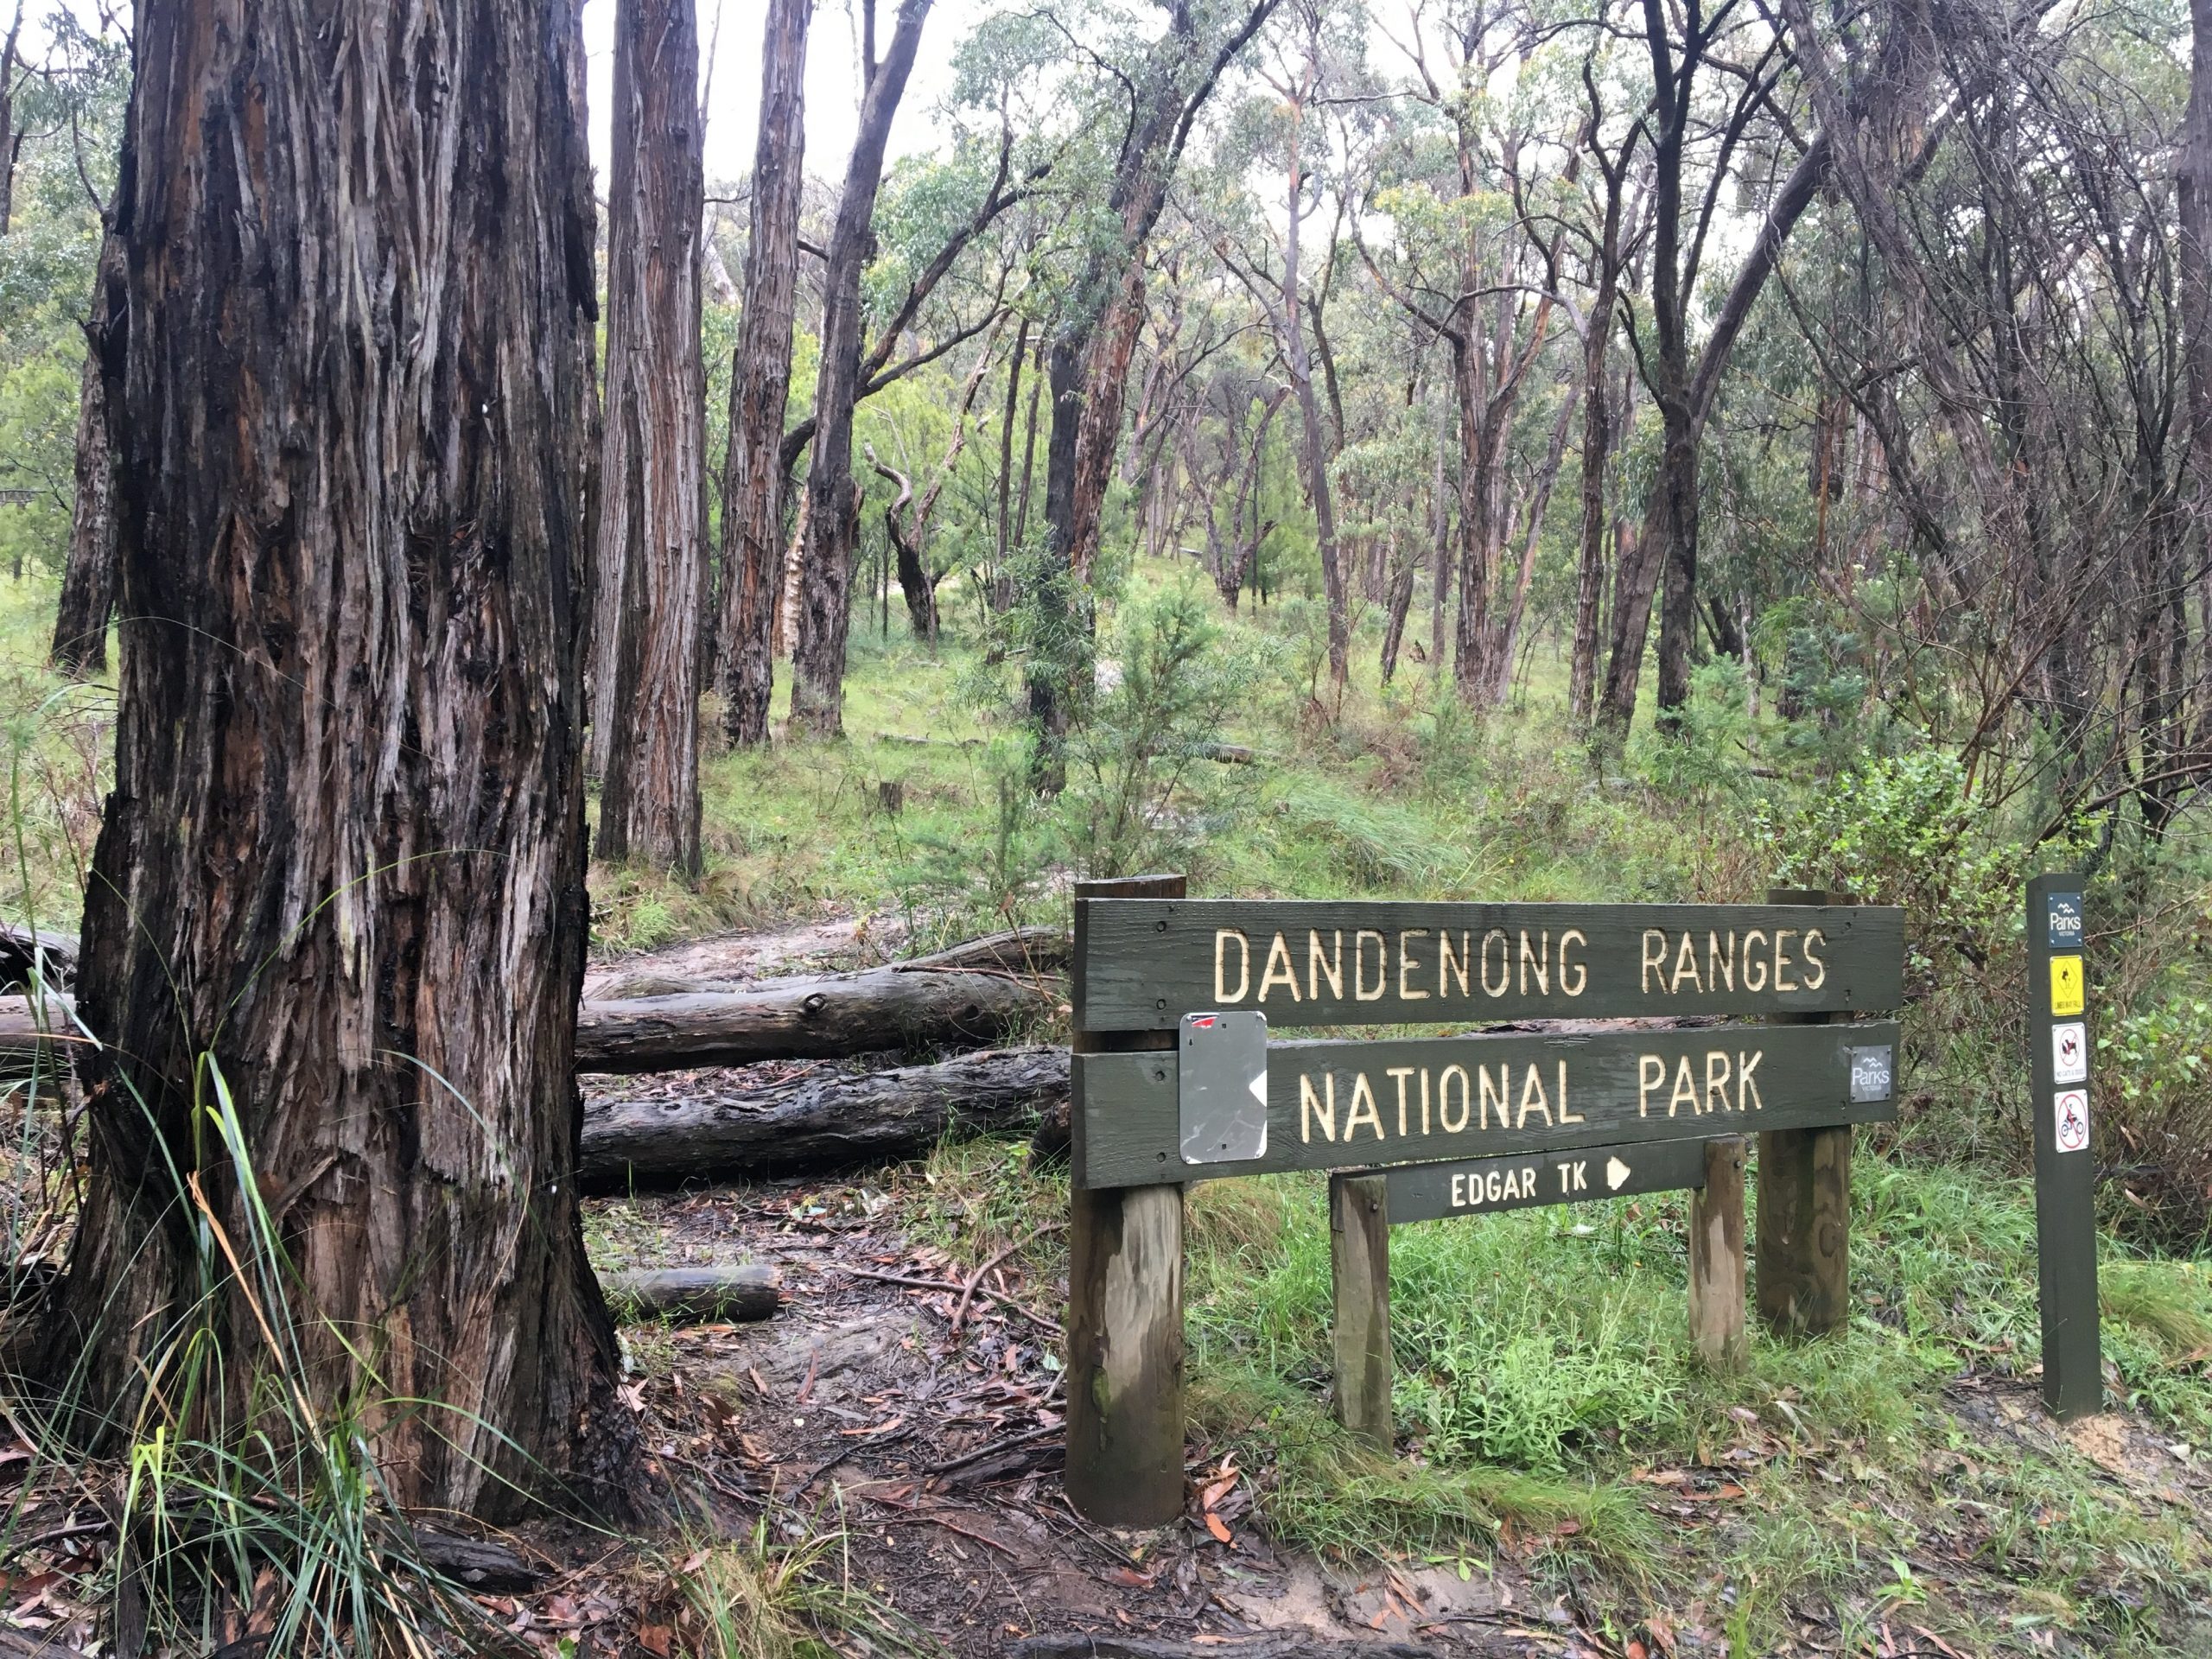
[582,0,987,196]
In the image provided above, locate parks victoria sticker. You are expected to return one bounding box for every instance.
[2053,1088,2090,1154]
[2048,954,2084,1017]
[2050,1020,2088,1085]
[2044,891,2084,950]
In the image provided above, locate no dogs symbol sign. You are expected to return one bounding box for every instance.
[2054,1088,2090,1154]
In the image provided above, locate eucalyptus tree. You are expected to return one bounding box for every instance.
[1017,0,1281,760]
[1592,0,1827,735]
[591,0,711,874]
[719,0,813,748]
[1351,0,1575,706]
[48,0,630,1516]
[1203,0,1363,684]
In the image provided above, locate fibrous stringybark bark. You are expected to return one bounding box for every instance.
[50,232,123,679]
[718,0,811,747]
[44,0,631,1520]
[789,0,933,736]
[589,0,710,875]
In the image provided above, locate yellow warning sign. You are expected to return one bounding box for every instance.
[2050,955,2085,1017]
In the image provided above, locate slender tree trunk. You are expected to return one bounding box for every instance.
[790,0,932,736]
[2183,0,2212,687]
[1493,372,1583,698]
[995,312,1027,575]
[50,234,124,678]
[0,5,22,238]
[1450,338,1500,701]
[1425,391,1450,677]
[1569,194,1626,725]
[46,0,628,1520]
[591,0,709,874]
[1379,529,1418,684]
[1281,81,1347,688]
[718,0,811,747]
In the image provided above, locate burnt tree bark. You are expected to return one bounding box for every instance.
[50,233,124,678]
[589,0,710,875]
[717,0,811,748]
[789,0,933,736]
[43,0,631,1520]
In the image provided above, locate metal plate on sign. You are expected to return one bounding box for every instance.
[1847,1044,1894,1103]
[2045,892,2084,950]
[1178,1011,1268,1164]
[1382,1137,1710,1225]
[2051,1020,2088,1085]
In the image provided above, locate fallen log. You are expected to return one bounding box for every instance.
[0,969,1059,1077]
[600,1264,782,1324]
[588,925,1070,1002]
[579,1046,1070,1192]
[575,966,1051,1073]
[0,994,83,1069]
[896,925,1070,976]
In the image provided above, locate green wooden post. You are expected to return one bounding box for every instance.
[2028,873,2101,1418]
[1065,874,1188,1526]
[1329,1172,1391,1452]
[1758,887,1854,1336]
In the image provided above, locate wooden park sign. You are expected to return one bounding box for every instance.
[1074,899,1904,1031]
[1062,880,1908,1529]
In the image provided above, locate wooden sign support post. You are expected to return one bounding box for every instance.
[1065,874,1188,1527]
[2027,873,2101,1419]
[1688,1137,1748,1368]
[1758,889,1853,1336]
[1329,1173,1391,1452]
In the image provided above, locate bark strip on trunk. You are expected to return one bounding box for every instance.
[50,233,124,679]
[47,0,627,1520]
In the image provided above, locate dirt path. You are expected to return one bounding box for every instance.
[590,1180,1581,1657]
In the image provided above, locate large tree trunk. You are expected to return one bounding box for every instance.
[44,0,630,1522]
[579,1046,1070,1191]
[588,0,710,874]
[717,0,811,748]
[789,0,933,736]
[49,235,123,679]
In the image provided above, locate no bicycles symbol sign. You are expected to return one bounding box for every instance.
[2054,1088,2090,1154]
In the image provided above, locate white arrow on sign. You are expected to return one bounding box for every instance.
[1605,1156,1630,1192]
